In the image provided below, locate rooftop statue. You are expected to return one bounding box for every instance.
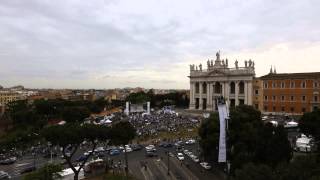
[245,60,248,67]
[216,51,220,60]
[235,60,239,69]
[199,63,202,71]
[248,59,252,67]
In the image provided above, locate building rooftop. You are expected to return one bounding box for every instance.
[260,72,320,80]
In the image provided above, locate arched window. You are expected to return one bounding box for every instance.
[239,81,245,94]
[230,82,235,94]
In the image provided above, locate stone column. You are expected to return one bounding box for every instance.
[189,82,195,109]
[247,81,253,105]
[235,81,239,106]
[244,82,248,104]
[207,82,212,111]
[221,82,225,98]
[224,82,230,104]
[199,82,203,110]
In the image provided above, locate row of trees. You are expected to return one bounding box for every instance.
[198,105,320,179]
[125,90,189,108]
[0,98,136,180]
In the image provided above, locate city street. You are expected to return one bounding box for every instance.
[0,143,226,180]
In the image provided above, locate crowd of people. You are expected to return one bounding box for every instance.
[127,109,200,138]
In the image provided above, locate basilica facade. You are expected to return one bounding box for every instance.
[189,52,255,111]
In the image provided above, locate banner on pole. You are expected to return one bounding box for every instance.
[218,104,227,162]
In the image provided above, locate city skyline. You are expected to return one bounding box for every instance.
[1,0,320,89]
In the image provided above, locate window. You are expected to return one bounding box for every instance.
[202,83,207,94]
[302,96,306,101]
[273,106,276,111]
[315,96,318,102]
[290,81,295,88]
[281,96,285,101]
[230,82,235,94]
[281,106,285,112]
[291,96,294,101]
[281,82,285,88]
[264,106,268,111]
[301,81,306,88]
[302,107,306,113]
[264,96,268,101]
[239,82,245,94]
[290,107,295,112]
[195,83,199,93]
[264,82,268,89]
[255,104,259,109]
[314,81,318,88]
[272,96,276,101]
[272,82,277,88]
[255,89,259,95]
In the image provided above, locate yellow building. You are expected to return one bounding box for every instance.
[0,91,22,106]
[252,78,263,111]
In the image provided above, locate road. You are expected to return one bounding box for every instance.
[0,144,226,180]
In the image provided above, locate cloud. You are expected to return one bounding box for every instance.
[0,0,319,89]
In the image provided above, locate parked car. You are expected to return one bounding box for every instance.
[146,151,158,157]
[76,155,87,162]
[0,171,11,179]
[131,144,143,151]
[190,155,199,163]
[145,145,156,152]
[177,153,184,161]
[185,139,196,145]
[0,157,16,165]
[200,162,212,170]
[109,149,120,156]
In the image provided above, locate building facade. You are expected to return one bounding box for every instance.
[252,78,263,111]
[189,52,255,111]
[260,72,320,115]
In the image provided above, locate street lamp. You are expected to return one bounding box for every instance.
[166,150,170,176]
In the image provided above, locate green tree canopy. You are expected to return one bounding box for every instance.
[299,110,320,143]
[199,105,292,173]
[23,164,62,180]
[41,123,110,180]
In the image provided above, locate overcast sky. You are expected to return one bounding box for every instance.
[0,0,319,89]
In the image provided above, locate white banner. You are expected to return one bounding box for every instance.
[218,104,228,162]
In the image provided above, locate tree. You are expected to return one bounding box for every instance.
[198,105,292,173]
[198,113,220,161]
[23,164,62,180]
[276,155,320,180]
[233,163,276,180]
[62,106,90,123]
[109,121,136,178]
[126,92,151,104]
[299,109,320,153]
[42,123,110,180]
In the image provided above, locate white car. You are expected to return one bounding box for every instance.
[185,139,196,145]
[183,149,189,155]
[191,155,199,163]
[200,162,211,170]
[177,153,184,161]
[0,171,11,179]
[123,147,133,153]
[145,145,156,152]
[94,147,105,152]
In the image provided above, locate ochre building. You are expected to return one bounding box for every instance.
[260,72,320,115]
